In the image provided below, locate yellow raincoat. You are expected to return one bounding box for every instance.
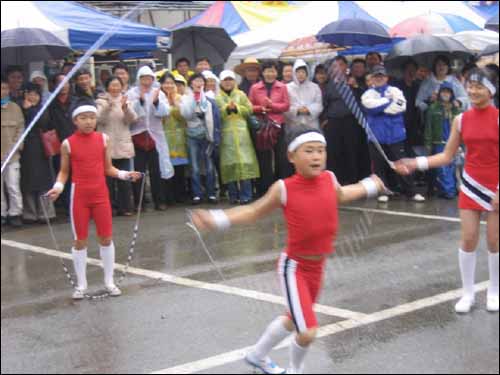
[216,89,260,184]
[162,95,188,166]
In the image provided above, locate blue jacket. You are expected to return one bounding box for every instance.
[207,97,222,147]
[361,84,407,145]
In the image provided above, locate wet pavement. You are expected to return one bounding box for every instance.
[1,197,499,374]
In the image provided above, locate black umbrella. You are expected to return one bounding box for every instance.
[316,18,391,47]
[478,43,499,58]
[1,27,72,66]
[170,26,236,68]
[385,35,474,70]
[485,12,499,32]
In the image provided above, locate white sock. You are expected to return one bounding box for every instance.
[100,242,115,287]
[72,247,88,290]
[488,252,499,298]
[252,317,291,360]
[289,338,308,373]
[459,248,477,299]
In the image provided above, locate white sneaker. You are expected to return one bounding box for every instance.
[105,284,122,297]
[72,288,87,300]
[455,296,475,314]
[411,194,426,202]
[378,195,389,203]
[245,352,286,374]
[487,295,499,312]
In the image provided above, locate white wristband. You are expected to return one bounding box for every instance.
[210,210,231,231]
[361,177,379,198]
[416,156,429,171]
[53,181,64,194]
[117,170,130,181]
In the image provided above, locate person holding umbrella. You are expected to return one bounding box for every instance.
[1,75,24,228]
[416,55,469,112]
[19,83,56,223]
[396,68,499,313]
[323,56,368,186]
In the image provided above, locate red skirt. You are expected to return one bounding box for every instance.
[459,167,499,212]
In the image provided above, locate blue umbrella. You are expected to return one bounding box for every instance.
[316,18,391,47]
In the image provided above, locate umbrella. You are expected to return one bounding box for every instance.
[1,27,72,66]
[279,35,344,62]
[478,43,499,58]
[390,13,481,38]
[385,35,474,70]
[316,18,391,47]
[485,12,499,32]
[170,25,236,67]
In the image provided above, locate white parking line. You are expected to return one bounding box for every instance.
[342,206,488,225]
[152,281,489,374]
[0,239,367,321]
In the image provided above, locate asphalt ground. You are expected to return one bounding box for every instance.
[1,198,498,374]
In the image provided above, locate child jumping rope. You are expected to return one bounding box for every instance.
[397,68,499,314]
[191,125,388,374]
[47,100,142,300]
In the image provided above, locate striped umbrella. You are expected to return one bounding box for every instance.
[390,13,482,38]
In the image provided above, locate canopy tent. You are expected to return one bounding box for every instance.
[1,1,170,52]
[467,1,499,19]
[173,1,299,36]
[230,1,489,60]
[232,1,386,59]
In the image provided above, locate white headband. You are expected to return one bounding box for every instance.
[72,105,97,119]
[469,74,496,96]
[288,132,327,153]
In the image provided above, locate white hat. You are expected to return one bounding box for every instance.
[30,70,47,81]
[137,66,156,79]
[219,70,236,81]
[202,70,219,83]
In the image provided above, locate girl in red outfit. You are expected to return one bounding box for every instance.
[47,101,142,300]
[191,126,387,374]
[397,68,499,314]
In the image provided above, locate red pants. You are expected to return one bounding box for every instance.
[278,253,326,333]
[70,183,112,241]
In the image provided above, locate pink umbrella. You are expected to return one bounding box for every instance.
[390,13,481,38]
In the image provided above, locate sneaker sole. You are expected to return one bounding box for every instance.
[244,356,285,375]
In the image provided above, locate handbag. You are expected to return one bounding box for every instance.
[40,129,61,158]
[246,114,261,131]
[256,116,282,151]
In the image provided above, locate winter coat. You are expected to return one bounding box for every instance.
[361,84,407,145]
